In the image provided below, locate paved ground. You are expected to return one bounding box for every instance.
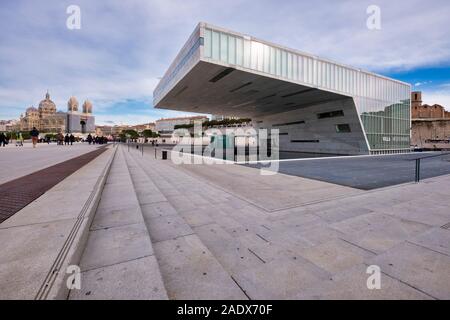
[245,152,450,190]
[0,147,115,299]
[0,142,102,185]
[0,146,108,223]
[76,145,449,299]
[2,144,449,299]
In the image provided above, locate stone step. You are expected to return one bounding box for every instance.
[124,147,247,300]
[69,146,168,300]
[127,147,332,299]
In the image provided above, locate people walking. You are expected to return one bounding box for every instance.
[64,134,70,145]
[69,134,75,146]
[0,132,6,147]
[30,127,39,148]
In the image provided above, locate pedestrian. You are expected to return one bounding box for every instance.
[64,134,70,145]
[69,134,75,146]
[0,132,6,147]
[16,132,24,147]
[87,133,93,145]
[57,133,64,145]
[30,127,39,148]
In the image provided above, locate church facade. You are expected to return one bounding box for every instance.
[20,92,95,135]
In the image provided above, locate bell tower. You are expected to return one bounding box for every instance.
[411,91,422,108]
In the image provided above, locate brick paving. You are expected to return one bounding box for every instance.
[0,146,108,223]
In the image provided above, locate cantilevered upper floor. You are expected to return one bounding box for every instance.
[154,22,411,154]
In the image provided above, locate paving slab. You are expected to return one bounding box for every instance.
[193,223,266,275]
[79,223,153,271]
[295,264,433,300]
[408,227,450,257]
[70,256,168,300]
[0,219,75,299]
[297,239,375,274]
[90,204,143,230]
[140,201,179,219]
[153,234,247,300]
[342,217,431,254]
[367,242,450,299]
[145,214,194,243]
[232,257,329,299]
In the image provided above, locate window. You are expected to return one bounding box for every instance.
[336,124,351,133]
[272,120,305,127]
[317,110,344,119]
[291,139,320,143]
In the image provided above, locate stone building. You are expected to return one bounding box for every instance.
[19,92,95,135]
[411,91,450,119]
[66,97,95,134]
[20,92,66,133]
[411,91,450,150]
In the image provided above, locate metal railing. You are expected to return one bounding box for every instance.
[413,151,450,183]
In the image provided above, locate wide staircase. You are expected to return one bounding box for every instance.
[72,145,250,299]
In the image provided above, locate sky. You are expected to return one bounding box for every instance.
[0,0,449,125]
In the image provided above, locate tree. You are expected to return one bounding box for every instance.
[121,129,139,139]
[142,129,154,138]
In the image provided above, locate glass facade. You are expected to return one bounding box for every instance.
[154,23,411,153]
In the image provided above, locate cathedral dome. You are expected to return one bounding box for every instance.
[82,100,93,113]
[26,106,38,113]
[38,91,57,114]
[67,96,79,112]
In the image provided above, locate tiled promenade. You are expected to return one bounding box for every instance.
[1,144,449,299]
[0,145,107,223]
[74,146,449,299]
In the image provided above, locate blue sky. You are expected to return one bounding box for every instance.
[0,0,449,125]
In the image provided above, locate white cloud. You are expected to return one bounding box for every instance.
[1,0,450,121]
[422,89,450,109]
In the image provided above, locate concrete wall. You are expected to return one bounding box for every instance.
[253,98,369,155]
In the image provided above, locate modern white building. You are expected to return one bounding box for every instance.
[154,22,411,155]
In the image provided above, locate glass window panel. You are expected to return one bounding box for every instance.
[212,31,220,60]
[228,35,236,65]
[269,47,276,74]
[204,29,212,58]
[236,38,243,66]
[220,33,228,63]
[281,51,287,77]
[287,53,292,79]
[263,45,270,73]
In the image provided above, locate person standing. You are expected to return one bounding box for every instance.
[64,134,70,145]
[0,132,6,147]
[87,133,93,145]
[16,132,24,146]
[69,134,75,146]
[57,132,64,145]
[30,127,39,148]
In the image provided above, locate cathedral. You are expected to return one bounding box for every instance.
[20,92,95,135]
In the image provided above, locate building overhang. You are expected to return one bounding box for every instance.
[155,60,351,118]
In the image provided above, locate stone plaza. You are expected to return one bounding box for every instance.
[0,142,449,299]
